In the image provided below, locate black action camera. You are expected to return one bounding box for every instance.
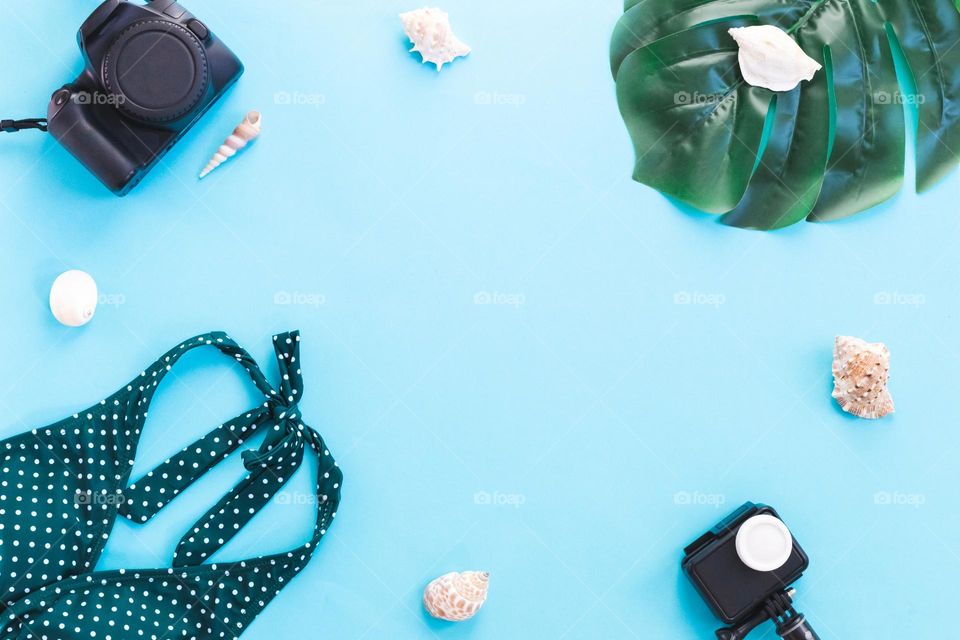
[682,502,821,640]
[47,0,243,195]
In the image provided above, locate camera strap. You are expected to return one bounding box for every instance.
[1,117,48,133]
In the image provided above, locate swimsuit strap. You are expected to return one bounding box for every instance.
[129,331,277,406]
[117,331,317,567]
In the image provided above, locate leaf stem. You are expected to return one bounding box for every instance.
[787,0,830,35]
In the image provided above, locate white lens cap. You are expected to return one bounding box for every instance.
[735,514,793,572]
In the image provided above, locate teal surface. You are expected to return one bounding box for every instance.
[1,1,958,638]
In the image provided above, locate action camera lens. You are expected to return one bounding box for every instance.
[735,515,793,572]
[102,20,209,123]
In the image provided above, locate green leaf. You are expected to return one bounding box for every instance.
[611,0,960,229]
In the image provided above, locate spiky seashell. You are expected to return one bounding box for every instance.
[728,25,822,92]
[50,270,98,327]
[832,336,895,420]
[199,111,261,179]
[423,571,489,622]
[400,7,471,71]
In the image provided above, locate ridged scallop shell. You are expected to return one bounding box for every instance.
[832,336,895,420]
[199,111,261,178]
[400,7,471,71]
[422,571,489,621]
[729,25,822,92]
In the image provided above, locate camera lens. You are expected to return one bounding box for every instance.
[102,19,210,124]
[735,515,793,572]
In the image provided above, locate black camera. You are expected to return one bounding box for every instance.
[682,502,822,640]
[46,0,243,195]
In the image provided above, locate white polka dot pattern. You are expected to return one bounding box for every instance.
[0,331,342,640]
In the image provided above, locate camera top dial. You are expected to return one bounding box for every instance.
[102,19,209,124]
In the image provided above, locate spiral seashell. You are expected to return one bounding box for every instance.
[728,25,822,92]
[422,570,489,622]
[400,7,471,71]
[49,270,98,327]
[832,335,895,420]
[199,111,262,179]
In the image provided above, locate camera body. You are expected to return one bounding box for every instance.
[682,502,810,635]
[47,0,243,195]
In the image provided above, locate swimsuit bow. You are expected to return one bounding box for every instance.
[117,331,323,567]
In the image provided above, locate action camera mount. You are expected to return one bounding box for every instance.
[716,588,820,640]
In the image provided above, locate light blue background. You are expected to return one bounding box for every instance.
[1,1,958,638]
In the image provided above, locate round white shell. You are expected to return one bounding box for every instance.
[50,270,98,327]
[729,25,822,92]
[422,570,489,622]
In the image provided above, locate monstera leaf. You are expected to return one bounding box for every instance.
[610,0,960,229]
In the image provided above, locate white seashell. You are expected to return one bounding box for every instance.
[423,570,489,622]
[832,336,895,420]
[199,111,261,179]
[50,270,98,327]
[400,7,471,71]
[728,25,822,92]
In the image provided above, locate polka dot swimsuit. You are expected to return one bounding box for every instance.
[0,331,342,639]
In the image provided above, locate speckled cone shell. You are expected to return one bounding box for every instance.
[199,111,261,178]
[400,7,471,71]
[729,25,822,92]
[422,571,489,622]
[832,336,895,420]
